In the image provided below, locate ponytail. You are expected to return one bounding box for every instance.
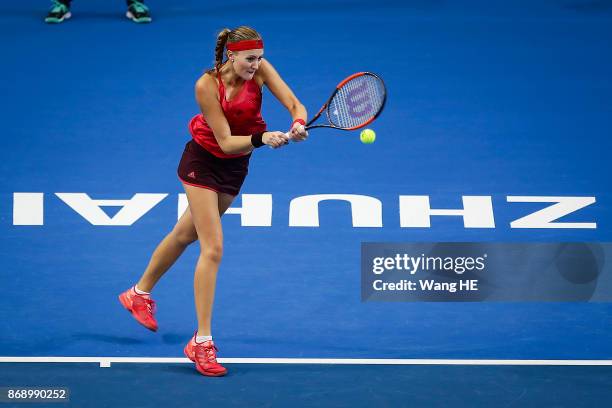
[213,28,231,73]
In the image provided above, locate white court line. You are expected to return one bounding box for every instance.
[1,357,612,368]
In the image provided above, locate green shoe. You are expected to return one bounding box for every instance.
[126,1,152,23]
[45,0,71,24]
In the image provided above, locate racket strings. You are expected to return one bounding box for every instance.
[328,74,385,129]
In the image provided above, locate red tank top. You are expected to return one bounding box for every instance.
[189,73,266,158]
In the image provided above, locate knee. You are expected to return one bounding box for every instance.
[171,228,198,247]
[200,242,223,264]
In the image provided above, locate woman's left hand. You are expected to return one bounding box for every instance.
[289,123,308,142]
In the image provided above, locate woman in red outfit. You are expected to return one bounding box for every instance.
[119,26,308,376]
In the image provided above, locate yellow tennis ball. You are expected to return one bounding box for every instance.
[360,129,376,144]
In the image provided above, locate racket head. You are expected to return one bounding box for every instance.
[322,72,387,131]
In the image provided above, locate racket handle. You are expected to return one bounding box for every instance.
[268,125,304,149]
[268,131,292,149]
[284,125,305,142]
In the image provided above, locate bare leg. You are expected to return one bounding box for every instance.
[136,195,235,293]
[182,185,236,336]
[136,208,197,292]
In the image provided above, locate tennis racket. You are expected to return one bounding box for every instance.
[285,71,387,139]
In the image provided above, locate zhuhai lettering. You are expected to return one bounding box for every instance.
[12,193,597,229]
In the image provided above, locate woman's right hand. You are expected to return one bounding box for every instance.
[263,131,289,149]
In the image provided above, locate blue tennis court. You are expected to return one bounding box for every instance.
[1,0,611,406]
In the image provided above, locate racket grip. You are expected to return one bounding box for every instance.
[284,125,305,142]
[268,131,292,149]
[268,126,303,149]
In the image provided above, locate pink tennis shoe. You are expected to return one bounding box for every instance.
[184,334,228,377]
[118,287,158,332]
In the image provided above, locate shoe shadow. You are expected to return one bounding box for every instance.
[162,333,188,345]
[68,11,127,20]
[72,333,146,345]
[163,363,245,378]
[162,364,196,375]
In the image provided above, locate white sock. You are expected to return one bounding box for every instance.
[133,285,150,295]
[196,335,213,343]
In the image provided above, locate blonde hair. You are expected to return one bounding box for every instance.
[207,26,262,74]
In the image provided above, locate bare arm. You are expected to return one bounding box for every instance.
[195,75,255,155]
[195,74,287,154]
[258,59,308,127]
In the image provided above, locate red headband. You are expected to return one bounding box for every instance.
[226,39,264,51]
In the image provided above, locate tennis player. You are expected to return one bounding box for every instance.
[119,26,308,376]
